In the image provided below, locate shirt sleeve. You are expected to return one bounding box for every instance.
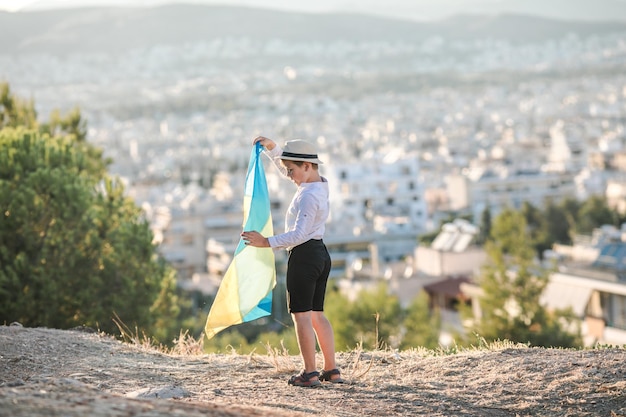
[264,144,289,178]
[267,192,319,249]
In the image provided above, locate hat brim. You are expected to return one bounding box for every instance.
[280,155,324,164]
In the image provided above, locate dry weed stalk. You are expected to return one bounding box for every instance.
[264,340,297,372]
[113,314,206,356]
[374,312,380,350]
[170,329,204,356]
[112,313,162,353]
[245,350,268,368]
[346,341,374,381]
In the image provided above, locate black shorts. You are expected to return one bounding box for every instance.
[286,239,332,314]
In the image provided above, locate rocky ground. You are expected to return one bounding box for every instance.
[0,324,625,417]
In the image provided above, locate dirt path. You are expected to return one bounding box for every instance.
[1,325,624,416]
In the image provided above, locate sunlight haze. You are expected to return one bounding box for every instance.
[1,0,625,21]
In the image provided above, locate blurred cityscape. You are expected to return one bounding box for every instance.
[2,4,626,345]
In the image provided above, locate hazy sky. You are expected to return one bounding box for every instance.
[0,0,414,12]
[2,0,375,12]
[0,0,481,21]
[1,0,625,21]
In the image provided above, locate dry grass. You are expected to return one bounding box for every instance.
[262,340,297,373]
[2,325,625,417]
[169,329,206,356]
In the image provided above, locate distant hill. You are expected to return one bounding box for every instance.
[1,4,626,54]
[16,0,626,23]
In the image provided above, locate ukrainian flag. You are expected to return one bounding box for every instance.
[205,142,276,339]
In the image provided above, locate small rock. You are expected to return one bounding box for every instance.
[125,385,191,399]
[5,379,25,387]
[70,325,96,333]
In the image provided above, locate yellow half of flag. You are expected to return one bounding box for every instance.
[204,143,276,339]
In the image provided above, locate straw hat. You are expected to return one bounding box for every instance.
[280,140,324,164]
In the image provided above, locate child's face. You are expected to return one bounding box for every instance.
[282,160,307,185]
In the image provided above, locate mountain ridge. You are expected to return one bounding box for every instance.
[12,0,626,23]
[1,4,626,54]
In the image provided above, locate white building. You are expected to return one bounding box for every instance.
[461,225,626,346]
[326,151,428,262]
[446,166,577,220]
[415,219,487,277]
[542,268,626,346]
[546,225,626,345]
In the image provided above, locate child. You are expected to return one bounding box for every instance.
[241,136,344,387]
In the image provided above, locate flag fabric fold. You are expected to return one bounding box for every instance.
[204,142,276,339]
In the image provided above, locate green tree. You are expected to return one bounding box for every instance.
[255,328,299,355]
[558,197,581,230]
[0,127,181,343]
[521,201,551,258]
[327,282,403,350]
[204,329,252,353]
[544,199,573,245]
[400,290,440,350]
[41,107,87,142]
[1,82,107,177]
[476,206,492,245]
[469,208,580,347]
[576,195,618,235]
[0,83,37,129]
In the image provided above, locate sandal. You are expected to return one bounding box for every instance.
[320,368,344,384]
[288,370,321,387]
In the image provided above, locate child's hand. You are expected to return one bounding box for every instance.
[253,136,276,151]
[241,230,270,247]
